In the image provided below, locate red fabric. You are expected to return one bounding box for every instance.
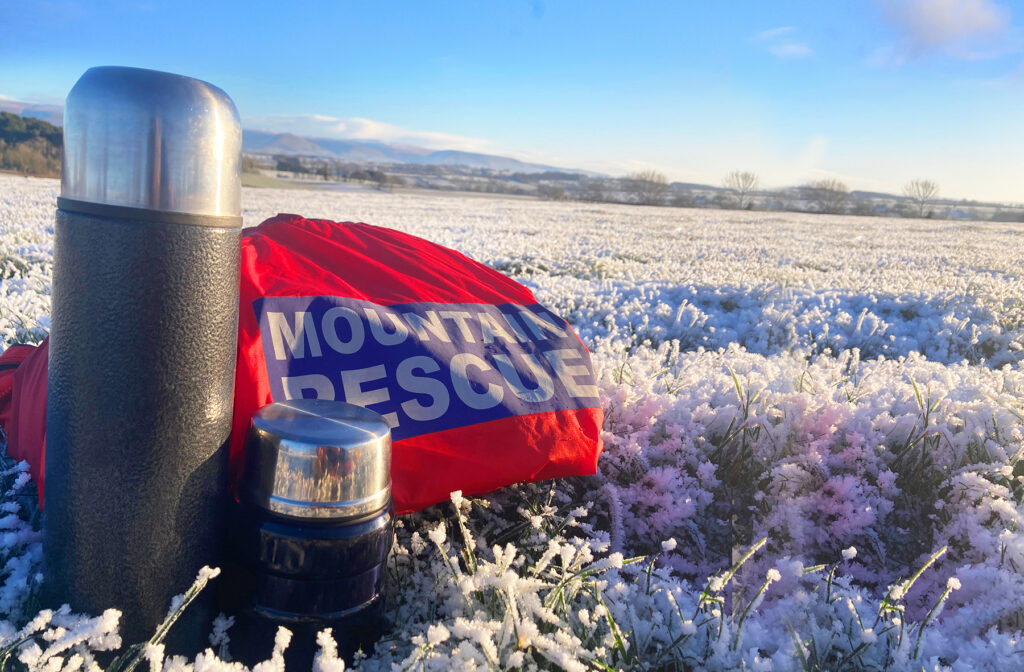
[7,339,47,500]
[389,408,601,513]
[1,214,604,513]
[236,214,604,513]
[0,344,37,435]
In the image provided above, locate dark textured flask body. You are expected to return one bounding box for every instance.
[44,208,240,647]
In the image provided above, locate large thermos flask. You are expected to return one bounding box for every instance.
[225,400,394,666]
[44,66,242,647]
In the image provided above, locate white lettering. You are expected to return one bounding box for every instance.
[478,312,517,344]
[450,353,503,410]
[518,309,568,339]
[439,310,477,343]
[493,353,555,403]
[501,311,530,342]
[341,365,398,427]
[544,349,599,399]
[282,374,335,400]
[267,311,322,360]
[404,310,452,343]
[396,356,450,422]
[322,307,365,354]
[364,307,409,346]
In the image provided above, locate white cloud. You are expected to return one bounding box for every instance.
[769,43,814,59]
[754,26,814,59]
[242,113,492,152]
[754,26,796,41]
[877,0,1015,62]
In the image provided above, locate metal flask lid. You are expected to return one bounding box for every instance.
[61,65,242,219]
[241,401,393,521]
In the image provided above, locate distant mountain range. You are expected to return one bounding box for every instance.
[242,129,585,174]
[1,97,585,174]
[0,100,63,127]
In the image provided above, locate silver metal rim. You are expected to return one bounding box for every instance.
[249,485,393,520]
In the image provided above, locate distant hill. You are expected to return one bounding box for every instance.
[0,112,62,176]
[0,99,63,127]
[1,97,591,175]
[243,131,335,158]
[242,129,584,174]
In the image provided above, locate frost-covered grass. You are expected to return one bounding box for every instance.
[2,174,1024,670]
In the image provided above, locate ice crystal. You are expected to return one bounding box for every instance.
[2,176,1023,670]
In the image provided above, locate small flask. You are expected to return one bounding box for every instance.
[223,400,393,666]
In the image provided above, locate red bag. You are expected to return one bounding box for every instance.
[1,215,605,514]
[235,214,604,513]
[2,340,47,500]
[0,344,35,431]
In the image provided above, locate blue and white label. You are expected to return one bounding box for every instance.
[254,297,599,441]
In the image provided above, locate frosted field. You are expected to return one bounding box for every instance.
[2,173,1024,670]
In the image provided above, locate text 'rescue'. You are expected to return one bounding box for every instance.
[254,297,599,441]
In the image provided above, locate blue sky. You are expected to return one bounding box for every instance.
[2,0,1022,202]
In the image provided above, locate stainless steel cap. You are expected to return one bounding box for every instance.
[241,400,392,520]
[61,66,242,218]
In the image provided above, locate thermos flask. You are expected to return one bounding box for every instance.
[224,400,394,666]
[44,66,242,648]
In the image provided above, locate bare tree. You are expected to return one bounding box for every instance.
[625,170,670,206]
[805,178,850,214]
[849,196,877,217]
[537,184,566,201]
[371,170,398,192]
[670,190,696,208]
[903,179,940,218]
[723,170,759,209]
[580,178,610,203]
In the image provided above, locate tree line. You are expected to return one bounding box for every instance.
[613,169,952,219]
[0,113,62,177]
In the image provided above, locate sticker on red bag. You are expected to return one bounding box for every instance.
[255,296,599,438]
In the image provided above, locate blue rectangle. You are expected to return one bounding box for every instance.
[254,296,599,441]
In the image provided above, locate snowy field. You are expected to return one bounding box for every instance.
[2,173,1024,670]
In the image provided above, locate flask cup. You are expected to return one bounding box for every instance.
[224,400,394,666]
[44,66,242,648]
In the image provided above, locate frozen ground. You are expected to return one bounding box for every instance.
[2,174,1023,670]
